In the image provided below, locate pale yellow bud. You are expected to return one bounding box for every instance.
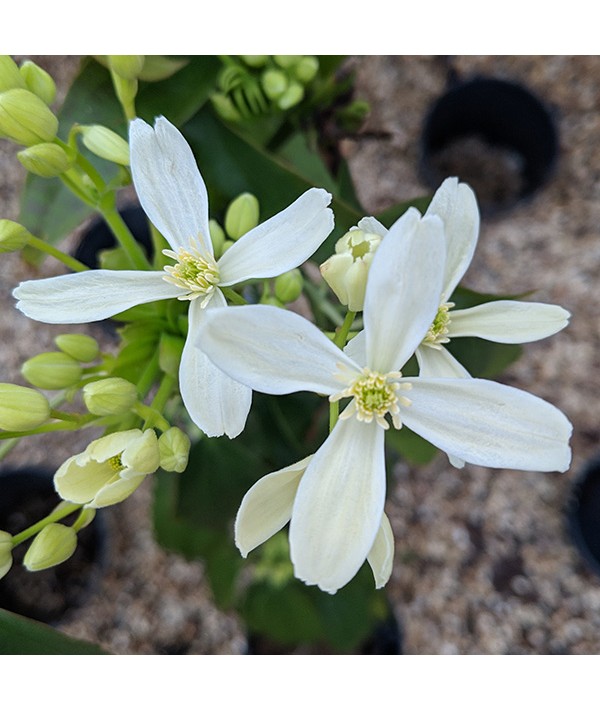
[0,55,25,92]
[55,334,100,363]
[17,142,71,177]
[0,383,50,431]
[82,377,138,416]
[209,219,226,257]
[108,55,145,80]
[0,531,13,580]
[0,88,58,146]
[19,60,57,105]
[0,219,31,253]
[225,192,260,240]
[23,523,77,571]
[21,352,82,390]
[158,427,191,473]
[79,125,130,166]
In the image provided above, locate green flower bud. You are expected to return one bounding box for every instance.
[261,69,288,100]
[241,55,269,68]
[225,192,260,241]
[259,294,284,307]
[0,88,58,146]
[0,55,25,92]
[209,218,226,257]
[273,55,302,69]
[0,219,32,253]
[111,73,138,109]
[293,56,319,84]
[336,99,371,133]
[137,56,187,82]
[158,427,191,473]
[55,334,100,363]
[19,60,56,105]
[277,81,304,111]
[21,352,82,390]
[274,268,304,303]
[79,125,130,166]
[0,383,50,430]
[210,92,243,123]
[108,55,145,80]
[0,531,13,580]
[17,142,71,177]
[82,377,138,416]
[221,239,236,254]
[23,523,77,572]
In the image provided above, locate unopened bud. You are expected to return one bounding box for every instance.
[0,383,50,431]
[209,219,226,257]
[241,55,269,68]
[55,334,100,363]
[79,125,130,166]
[0,531,13,580]
[277,81,304,111]
[22,352,82,390]
[273,55,302,69]
[261,69,288,100]
[274,268,303,303]
[111,73,138,110]
[293,56,319,84]
[158,427,191,473]
[0,219,31,253]
[108,55,145,80]
[23,523,77,572]
[83,377,138,416]
[0,55,25,92]
[210,93,243,123]
[19,60,56,105]
[0,88,58,146]
[17,142,71,177]
[260,294,284,308]
[225,192,260,240]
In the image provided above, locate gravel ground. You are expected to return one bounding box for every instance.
[1,55,599,654]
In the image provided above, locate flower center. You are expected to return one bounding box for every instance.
[107,454,125,473]
[162,244,220,306]
[340,229,381,262]
[330,366,412,430]
[423,302,454,348]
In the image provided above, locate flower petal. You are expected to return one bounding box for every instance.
[89,474,146,509]
[425,177,480,302]
[181,293,252,438]
[197,303,358,396]
[367,514,395,589]
[217,188,333,285]
[289,415,386,594]
[343,329,367,366]
[401,377,572,472]
[364,207,446,373]
[416,344,471,378]
[235,456,311,557]
[357,216,388,237]
[13,270,180,323]
[448,301,571,343]
[129,116,212,255]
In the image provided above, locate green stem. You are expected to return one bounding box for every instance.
[221,287,248,305]
[11,503,81,547]
[26,235,89,272]
[99,204,150,271]
[0,416,97,440]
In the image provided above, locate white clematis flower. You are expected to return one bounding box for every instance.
[13,116,334,438]
[197,206,572,593]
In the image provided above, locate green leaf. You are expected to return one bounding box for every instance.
[0,608,108,654]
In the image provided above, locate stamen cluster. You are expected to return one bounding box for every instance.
[423,301,454,348]
[163,244,220,306]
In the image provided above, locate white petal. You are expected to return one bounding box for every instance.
[235,456,311,557]
[217,188,333,285]
[357,216,388,237]
[289,416,386,594]
[425,177,480,302]
[196,304,358,396]
[367,514,395,589]
[181,293,252,438]
[401,377,572,472]
[13,270,180,323]
[448,301,571,343]
[416,344,471,378]
[129,117,212,255]
[89,474,146,509]
[54,456,113,504]
[364,207,446,373]
[343,329,367,366]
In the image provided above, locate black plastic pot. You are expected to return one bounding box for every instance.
[420,75,559,215]
[0,467,109,624]
[566,455,600,579]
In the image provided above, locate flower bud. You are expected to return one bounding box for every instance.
[210,92,243,123]
[0,219,31,253]
[0,530,13,580]
[0,383,50,431]
[0,88,58,146]
[209,219,226,257]
[108,55,145,80]
[82,377,138,416]
[273,55,302,69]
[21,352,82,390]
[19,60,56,105]
[0,55,25,92]
[55,333,100,363]
[79,125,130,166]
[274,268,303,303]
[293,56,319,84]
[261,69,288,100]
[320,227,382,312]
[23,523,77,572]
[158,427,191,473]
[111,73,138,110]
[225,192,260,240]
[241,55,269,68]
[277,81,304,111]
[17,142,71,177]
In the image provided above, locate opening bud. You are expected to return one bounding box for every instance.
[0,383,50,431]
[108,55,145,80]
[261,69,288,100]
[0,88,58,146]
[224,192,260,241]
[0,219,32,253]
[55,333,100,363]
[0,531,13,580]
[79,125,130,166]
[274,268,304,303]
[23,523,77,572]
[158,427,191,473]
[19,60,57,105]
[17,142,71,177]
[83,377,138,416]
[0,55,25,92]
[22,352,82,390]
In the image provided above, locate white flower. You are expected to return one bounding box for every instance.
[13,116,334,438]
[197,206,572,593]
